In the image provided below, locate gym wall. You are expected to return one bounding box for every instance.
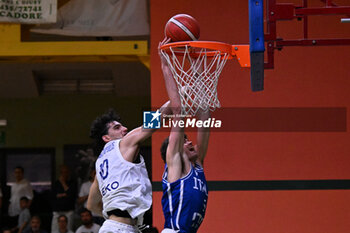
[150,0,350,232]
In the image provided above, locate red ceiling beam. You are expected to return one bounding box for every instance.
[295,6,350,15]
[264,0,350,69]
[276,39,350,47]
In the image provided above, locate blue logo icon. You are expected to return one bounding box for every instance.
[143,110,161,129]
[99,159,109,180]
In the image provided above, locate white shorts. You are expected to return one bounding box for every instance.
[99,219,139,233]
[161,229,177,233]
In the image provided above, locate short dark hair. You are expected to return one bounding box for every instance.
[160,134,187,163]
[90,109,121,155]
[79,207,92,216]
[15,166,24,173]
[20,196,29,202]
[31,215,41,223]
[58,214,68,222]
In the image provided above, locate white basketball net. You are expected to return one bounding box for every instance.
[161,45,229,116]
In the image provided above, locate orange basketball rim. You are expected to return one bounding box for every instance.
[160,41,251,68]
[159,40,251,116]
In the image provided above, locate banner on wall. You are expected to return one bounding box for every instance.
[31,0,149,37]
[0,0,57,23]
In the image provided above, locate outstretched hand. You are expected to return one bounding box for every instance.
[158,37,171,49]
[158,37,171,64]
[158,37,181,112]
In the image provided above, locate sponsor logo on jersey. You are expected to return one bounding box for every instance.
[101,181,119,196]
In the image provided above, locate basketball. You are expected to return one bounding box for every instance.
[164,14,200,42]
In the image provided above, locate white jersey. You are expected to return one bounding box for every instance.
[75,223,100,233]
[9,179,33,216]
[95,139,152,225]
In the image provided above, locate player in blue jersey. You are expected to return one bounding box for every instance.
[159,39,210,233]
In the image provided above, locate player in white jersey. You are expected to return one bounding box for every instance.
[158,38,211,233]
[87,105,170,233]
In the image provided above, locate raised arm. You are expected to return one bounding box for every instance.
[118,38,180,163]
[159,38,181,110]
[159,38,190,182]
[119,100,171,162]
[195,110,210,166]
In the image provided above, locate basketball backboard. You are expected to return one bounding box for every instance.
[248,0,350,91]
[249,0,265,91]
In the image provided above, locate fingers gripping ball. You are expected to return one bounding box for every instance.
[165,14,200,42]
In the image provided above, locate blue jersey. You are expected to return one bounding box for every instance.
[162,163,208,233]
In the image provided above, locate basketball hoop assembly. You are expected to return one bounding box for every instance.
[263,0,350,69]
[160,41,250,116]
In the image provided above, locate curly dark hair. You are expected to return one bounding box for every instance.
[90,109,121,156]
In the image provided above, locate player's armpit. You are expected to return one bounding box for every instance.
[196,110,210,165]
[166,151,184,183]
[165,121,186,183]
